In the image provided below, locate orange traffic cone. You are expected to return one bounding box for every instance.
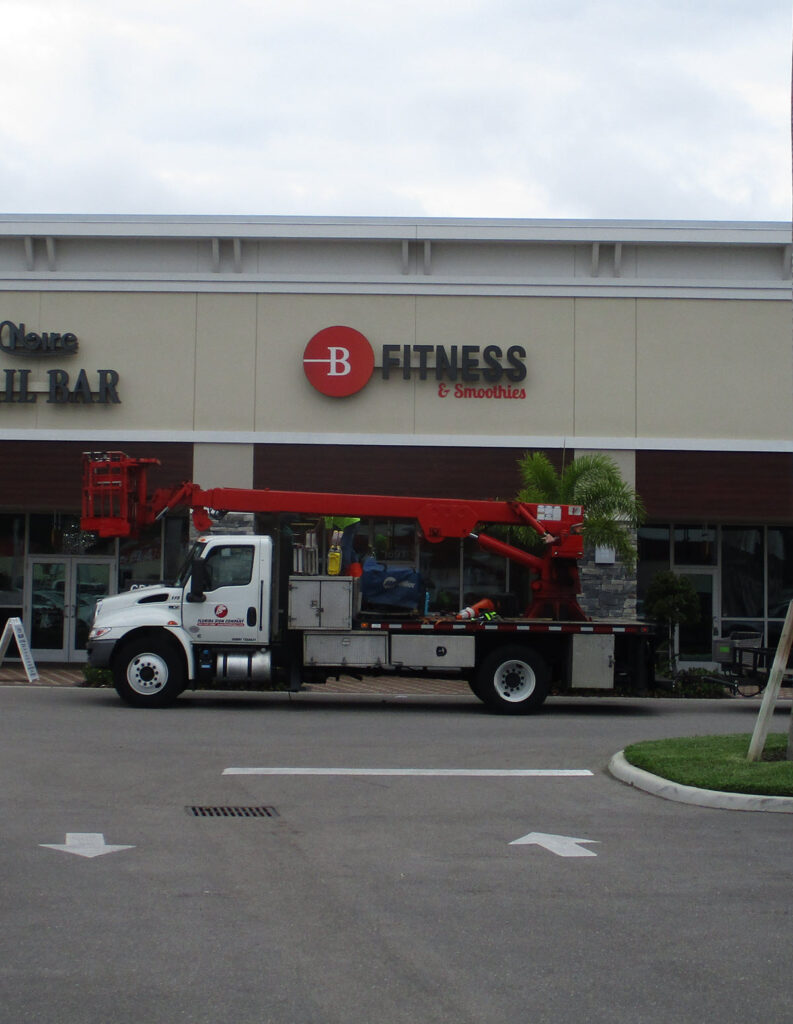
[456,598,496,620]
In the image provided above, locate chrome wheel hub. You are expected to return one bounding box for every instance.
[126,653,169,696]
[493,659,536,702]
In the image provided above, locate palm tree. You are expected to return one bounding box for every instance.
[516,451,645,565]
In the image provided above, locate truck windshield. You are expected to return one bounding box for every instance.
[173,541,207,587]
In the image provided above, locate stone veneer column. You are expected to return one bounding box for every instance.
[573,449,639,621]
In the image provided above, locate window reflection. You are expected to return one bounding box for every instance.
[768,528,793,619]
[0,513,25,634]
[462,537,507,605]
[673,525,716,565]
[637,526,670,615]
[420,538,461,613]
[721,527,763,618]
[29,514,114,556]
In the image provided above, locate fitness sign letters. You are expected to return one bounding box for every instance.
[303,325,527,400]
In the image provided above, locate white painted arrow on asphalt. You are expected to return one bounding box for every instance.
[39,833,136,859]
[509,832,599,857]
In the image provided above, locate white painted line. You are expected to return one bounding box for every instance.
[223,767,593,777]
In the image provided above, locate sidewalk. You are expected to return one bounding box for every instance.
[0,665,84,687]
[1,663,790,699]
[0,663,472,696]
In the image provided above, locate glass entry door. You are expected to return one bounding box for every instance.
[26,557,116,662]
[676,569,719,668]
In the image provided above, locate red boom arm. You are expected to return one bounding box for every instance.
[81,452,587,620]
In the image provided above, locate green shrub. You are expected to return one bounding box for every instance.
[643,571,701,674]
[672,668,728,699]
[80,666,113,688]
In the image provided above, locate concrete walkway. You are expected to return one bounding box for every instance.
[0,664,84,687]
[0,663,473,695]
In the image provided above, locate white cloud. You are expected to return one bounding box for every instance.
[0,0,789,220]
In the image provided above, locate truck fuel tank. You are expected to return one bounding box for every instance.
[212,649,272,683]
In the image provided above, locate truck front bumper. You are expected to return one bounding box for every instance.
[86,640,115,669]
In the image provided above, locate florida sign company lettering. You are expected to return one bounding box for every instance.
[0,321,121,405]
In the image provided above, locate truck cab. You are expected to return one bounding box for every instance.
[88,535,275,707]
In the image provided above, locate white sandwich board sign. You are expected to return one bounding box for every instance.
[0,617,39,682]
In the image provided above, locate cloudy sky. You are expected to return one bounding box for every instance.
[1,0,790,221]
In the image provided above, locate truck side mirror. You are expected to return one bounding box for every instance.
[187,558,211,603]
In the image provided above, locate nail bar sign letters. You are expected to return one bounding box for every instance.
[0,320,121,405]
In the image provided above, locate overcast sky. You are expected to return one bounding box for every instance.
[1,0,790,222]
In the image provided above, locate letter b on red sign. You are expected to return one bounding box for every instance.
[303,326,374,397]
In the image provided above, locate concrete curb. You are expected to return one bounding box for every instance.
[608,750,793,813]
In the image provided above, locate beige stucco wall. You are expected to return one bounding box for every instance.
[2,291,197,431]
[413,296,574,437]
[573,299,637,438]
[1,290,789,445]
[254,294,414,436]
[195,294,257,432]
[193,442,253,489]
[636,299,791,441]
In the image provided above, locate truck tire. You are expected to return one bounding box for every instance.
[473,645,550,714]
[113,636,186,708]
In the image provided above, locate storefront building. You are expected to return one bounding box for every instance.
[0,215,791,663]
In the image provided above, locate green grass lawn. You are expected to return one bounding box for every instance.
[622,733,793,797]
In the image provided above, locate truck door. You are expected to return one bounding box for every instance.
[181,538,270,645]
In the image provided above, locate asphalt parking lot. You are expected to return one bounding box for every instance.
[1,680,791,1024]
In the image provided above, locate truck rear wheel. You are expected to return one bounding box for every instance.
[113,637,186,708]
[473,645,550,714]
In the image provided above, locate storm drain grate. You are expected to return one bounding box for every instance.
[187,806,279,818]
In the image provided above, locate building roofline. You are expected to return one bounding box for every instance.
[0,213,789,246]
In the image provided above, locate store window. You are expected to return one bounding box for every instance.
[371,521,418,563]
[462,536,508,606]
[364,520,519,614]
[30,514,114,556]
[721,619,764,641]
[639,522,793,654]
[768,527,793,620]
[721,527,763,618]
[264,513,540,617]
[119,525,163,589]
[0,513,25,633]
[673,525,717,565]
[118,518,190,589]
[637,526,670,615]
[420,538,460,613]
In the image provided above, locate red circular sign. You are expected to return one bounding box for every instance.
[303,326,374,397]
[214,605,228,618]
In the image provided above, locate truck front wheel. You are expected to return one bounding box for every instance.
[113,637,186,708]
[473,645,550,714]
